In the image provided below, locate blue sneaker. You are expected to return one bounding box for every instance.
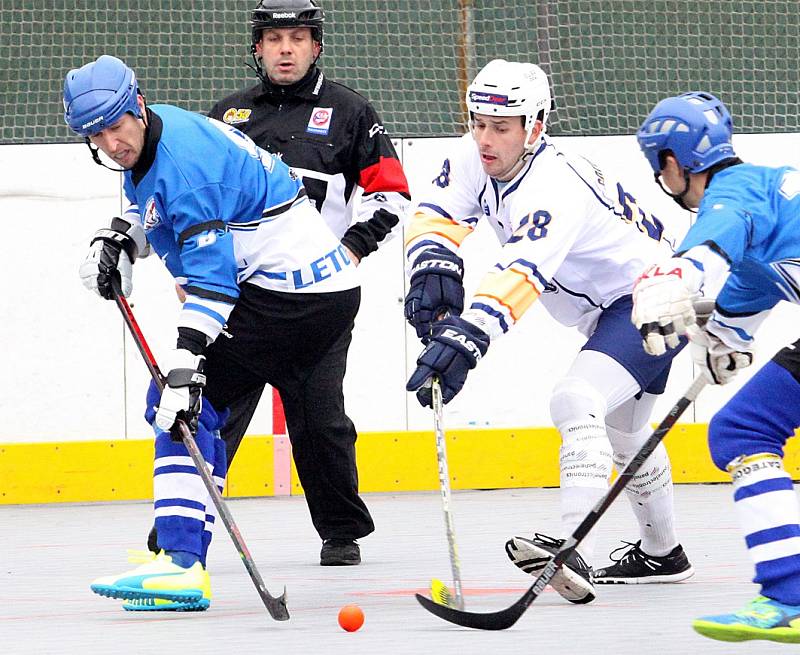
[693,595,800,643]
[122,597,210,612]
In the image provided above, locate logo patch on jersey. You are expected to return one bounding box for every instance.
[368,122,385,138]
[307,107,333,135]
[143,196,161,231]
[222,108,252,125]
[779,170,800,200]
[469,91,509,106]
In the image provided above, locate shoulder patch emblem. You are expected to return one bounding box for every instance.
[222,108,252,125]
[307,107,333,135]
[779,170,800,200]
[143,196,161,231]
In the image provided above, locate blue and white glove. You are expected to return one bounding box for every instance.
[404,247,465,341]
[406,316,490,407]
[79,216,147,299]
[155,349,206,436]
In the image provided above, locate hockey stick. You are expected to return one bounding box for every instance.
[416,374,707,630]
[110,280,290,621]
[429,377,465,609]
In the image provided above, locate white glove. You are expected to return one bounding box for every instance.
[632,259,703,355]
[690,327,753,385]
[155,349,206,432]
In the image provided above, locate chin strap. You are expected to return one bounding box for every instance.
[86,140,125,172]
[247,52,269,86]
[655,169,697,213]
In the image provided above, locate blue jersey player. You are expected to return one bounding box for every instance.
[632,91,800,643]
[64,55,369,611]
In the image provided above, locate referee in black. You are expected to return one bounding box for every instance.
[205,0,410,566]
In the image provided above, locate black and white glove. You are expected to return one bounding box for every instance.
[406,316,490,407]
[690,328,753,385]
[404,246,465,341]
[79,216,147,299]
[631,258,703,355]
[155,349,206,435]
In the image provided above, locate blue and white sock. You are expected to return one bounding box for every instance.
[730,453,800,605]
[201,437,227,567]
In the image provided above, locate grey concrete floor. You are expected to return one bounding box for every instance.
[0,485,788,654]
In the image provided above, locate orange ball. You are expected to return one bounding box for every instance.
[338,604,365,632]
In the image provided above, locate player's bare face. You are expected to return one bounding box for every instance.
[471,115,528,181]
[257,27,321,85]
[88,113,146,170]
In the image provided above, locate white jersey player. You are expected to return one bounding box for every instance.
[404,59,694,604]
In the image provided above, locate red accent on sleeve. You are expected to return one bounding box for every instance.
[358,156,410,195]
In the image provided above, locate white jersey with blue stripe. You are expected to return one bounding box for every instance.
[122,104,358,342]
[405,134,673,338]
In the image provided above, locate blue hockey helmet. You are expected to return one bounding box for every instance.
[637,92,735,174]
[63,55,142,137]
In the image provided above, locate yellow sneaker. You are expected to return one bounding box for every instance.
[90,552,210,604]
[693,596,800,643]
[125,549,157,565]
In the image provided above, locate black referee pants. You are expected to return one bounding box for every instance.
[202,282,374,541]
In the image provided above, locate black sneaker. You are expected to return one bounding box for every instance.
[505,533,595,604]
[320,539,361,566]
[593,540,694,584]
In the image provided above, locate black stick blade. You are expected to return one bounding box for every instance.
[415,593,526,630]
[266,587,290,621]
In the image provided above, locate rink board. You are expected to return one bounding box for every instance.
[5,424,800,504]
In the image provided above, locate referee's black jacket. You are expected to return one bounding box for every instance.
[209,65,410,261]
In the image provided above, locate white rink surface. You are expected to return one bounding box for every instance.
[0,486,790,655]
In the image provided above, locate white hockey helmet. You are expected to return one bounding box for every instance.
[466,59,552,152]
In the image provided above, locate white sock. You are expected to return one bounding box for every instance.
[561,485,605,562]
[551,377,612,565]
[609,423,678,557]
[625,472,678,557]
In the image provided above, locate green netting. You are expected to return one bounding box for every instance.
[2,1,799,144]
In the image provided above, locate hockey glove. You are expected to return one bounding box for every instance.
[79,216,147,299]
[690,327,753,385]
[631,258,703,356]
[405,246,465,341]
[406,316,490,407]
[155,349,206,437]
